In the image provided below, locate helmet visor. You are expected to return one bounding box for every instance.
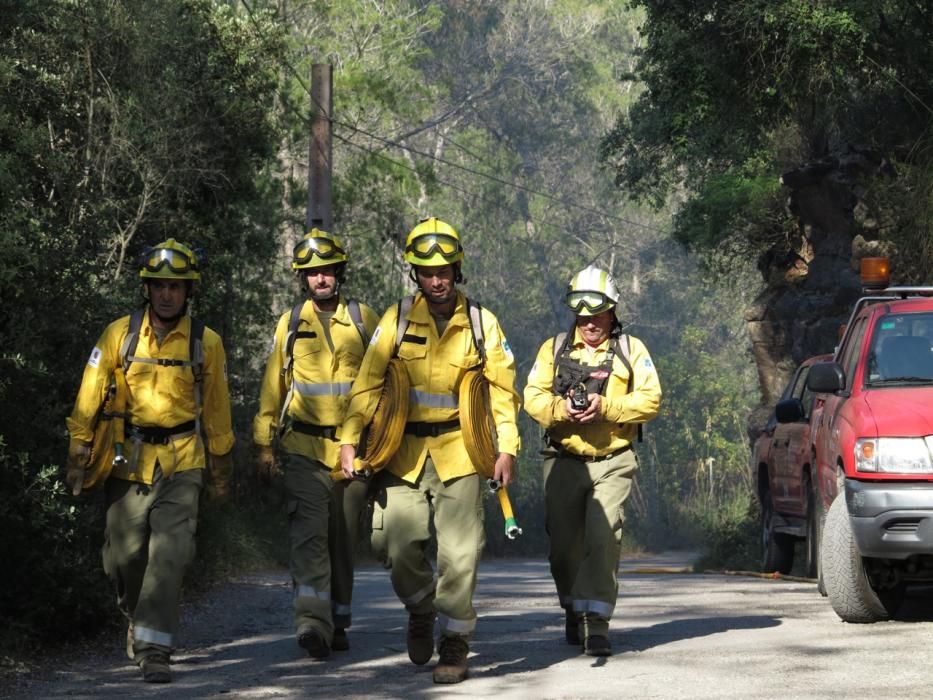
[293,236,346,264]
[142,247,197,274]
[566,290,613,314]
[405,233,462,260]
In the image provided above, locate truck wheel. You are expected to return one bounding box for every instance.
[761,491,794,574]
[804,481,819,579]
[821,493,904,622]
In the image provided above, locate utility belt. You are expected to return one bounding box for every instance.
[290,420,338,441]
[545,442,631,464]
[404,419,461,438]
[127,420,197,445]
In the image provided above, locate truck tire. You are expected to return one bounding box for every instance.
[804,480,819,579]
[761,491,794,574]
[821,492,903,623]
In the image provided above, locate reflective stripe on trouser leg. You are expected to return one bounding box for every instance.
[131,467,203,656]
[546,449,638,636]
[283,452,335,639]
[428,460,483,638]
[374,469,436,616]
[329,478,369,629]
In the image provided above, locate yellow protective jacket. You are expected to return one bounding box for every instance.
[523,330,661,457]
[253,296,379,474]
[340,292,521,484]
[66,311,234,484]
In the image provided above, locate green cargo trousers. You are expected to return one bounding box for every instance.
[282,452,334,642]
[329,477,369,630]
[371,458,484,638]
[543,448,638,637]
[102,466,202,660]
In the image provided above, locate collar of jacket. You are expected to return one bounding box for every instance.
[299,295,352,327]
[571,327,611,352]
[408,291,470,331]
[141,309,193,342]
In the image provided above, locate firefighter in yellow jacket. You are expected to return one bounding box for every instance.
[65,239,234,684]
[524,265,661,658]
[339,217,520,684]
[253,229,378,658]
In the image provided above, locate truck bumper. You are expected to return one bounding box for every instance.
[846,479,933,559]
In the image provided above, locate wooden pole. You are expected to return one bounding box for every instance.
[306,64,333,231]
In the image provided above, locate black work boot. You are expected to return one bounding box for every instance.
[433,635,469,684]
[407,611,436,665]
[564,609,581,645]
[582,612,612,657]
[332,627,349,651]
[140,652,171,683]
[298,627,331,659]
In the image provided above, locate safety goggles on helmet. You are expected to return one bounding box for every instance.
[293,236,347,265]
[404,233,462,261]
[141,247,198,275]
[566,290,614,314]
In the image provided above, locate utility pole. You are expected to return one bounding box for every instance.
[306,64,332,231]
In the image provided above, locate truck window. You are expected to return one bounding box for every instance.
[867,312,933,382]
[838,316,867,391]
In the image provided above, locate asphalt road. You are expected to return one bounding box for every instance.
[6,552,933,699]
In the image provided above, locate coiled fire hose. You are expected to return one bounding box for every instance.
[353,358,410,478]
[460,370,522,539]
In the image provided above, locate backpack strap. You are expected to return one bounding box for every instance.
[465,297,486,366]
[346,298,369,346]
[278,301,307,435]
[393,295,416,356]
[118,308,146,373]
[120,308,206,438]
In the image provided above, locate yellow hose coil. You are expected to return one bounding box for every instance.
[85,365,130,490]
[460,370,521,539]
[354,358,410,476]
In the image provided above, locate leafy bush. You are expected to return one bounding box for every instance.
[689,490,760,572]
[0,443,117,652]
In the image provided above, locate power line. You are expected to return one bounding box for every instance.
[239,0,668,234]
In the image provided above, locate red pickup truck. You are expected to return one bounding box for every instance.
[808,258,933,622]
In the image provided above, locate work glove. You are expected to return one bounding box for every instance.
[254,443,279,484]
[207,450,234,504]
[65,440,91,496]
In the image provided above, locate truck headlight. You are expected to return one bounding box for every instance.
[855,437,933,473]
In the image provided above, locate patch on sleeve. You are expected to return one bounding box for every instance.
[87,347,103,368]
[529,360,538,378]
[369,326,382,346]
[643,358,654,369]
[501,338,513,359]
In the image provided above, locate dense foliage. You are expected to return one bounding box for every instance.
[602,0,933,276]
[0,0,284,650]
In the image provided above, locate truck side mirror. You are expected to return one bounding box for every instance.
[807,362,845,393]
[775,398,805,423]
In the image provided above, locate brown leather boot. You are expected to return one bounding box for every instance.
[433,635,469,684]
[407,611,436,665]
